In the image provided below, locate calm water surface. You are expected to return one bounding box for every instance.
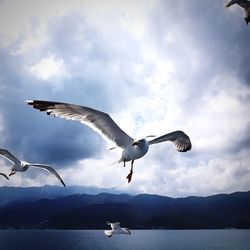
[0,229,250,250]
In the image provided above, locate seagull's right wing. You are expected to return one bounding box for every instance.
[30,164,66,187]
[27,100,134,148]
[0,149,21,164]
[112,222,121,230]
[0,173,9,180]
[149,130,192,152]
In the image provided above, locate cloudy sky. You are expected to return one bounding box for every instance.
[0,0,250,197]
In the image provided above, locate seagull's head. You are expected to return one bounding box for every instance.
[21,161,29,168]
[132,139,146,146]
[132,135,155,146]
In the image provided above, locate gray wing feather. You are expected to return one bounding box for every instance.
[112,222,121,230]
[27,100,134,148]
[149,130,192,152]
[29,164,66,187]
[0,149,21,164]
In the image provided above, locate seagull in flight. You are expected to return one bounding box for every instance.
[224,0,250,24]
[0,173,9,180]
[104,222,131,237]
[27,100,192,183]
[0,148,66,187]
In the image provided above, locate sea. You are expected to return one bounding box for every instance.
[0,229,250,250]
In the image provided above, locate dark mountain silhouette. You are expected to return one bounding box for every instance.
[0,188,250,229]
[0,185,123,207]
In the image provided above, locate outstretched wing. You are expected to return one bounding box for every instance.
[29,164,66,187]
[0,149,21,164]
[27,100,134,148]
[0,173,9,180]
[225,0,250,8]
[149,130,192,152]
[112,222,121,230]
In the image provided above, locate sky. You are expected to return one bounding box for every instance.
[0,0,250,197]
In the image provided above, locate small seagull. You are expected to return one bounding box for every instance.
[224,0,250,25]
[27,100,192,183]
[104,222,131,237]
[0,148,66,187]
[0,173,9,180]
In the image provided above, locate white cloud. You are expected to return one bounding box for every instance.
[28,53,71,89]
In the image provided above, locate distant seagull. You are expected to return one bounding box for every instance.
[104,222,131,237]
[0,148,66,187]
[0,173,9,180]
[27,100,192,183]
[224,0,250,25]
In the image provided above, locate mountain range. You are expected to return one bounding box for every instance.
[0,185,122,207]
[0,186,249,229]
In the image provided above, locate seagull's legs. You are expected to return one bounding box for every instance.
[126,160,134,183]
[9,170,16,177]
[123,160,126,167]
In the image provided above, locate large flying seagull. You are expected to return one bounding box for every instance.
[27,100,192,183]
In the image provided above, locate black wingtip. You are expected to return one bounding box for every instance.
[61,180,66,187]
[0,173,9,180]
[26,100,34,105]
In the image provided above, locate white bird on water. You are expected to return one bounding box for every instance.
[224,0,250,25]
[27,100,192,183]
[104,222,131,237]
[0,173,9,180]
[0,148,66,187]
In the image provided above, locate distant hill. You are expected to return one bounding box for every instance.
[0,188,250,229]
[0,185,123,207]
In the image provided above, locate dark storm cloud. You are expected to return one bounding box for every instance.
[32,10,144,110]
[0,48,102,167]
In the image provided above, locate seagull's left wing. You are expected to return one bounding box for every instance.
[29,164,66,187]
[0,173,9,180]
[0,149,21,164]
[27,100,134,148]
[149,130,192,152]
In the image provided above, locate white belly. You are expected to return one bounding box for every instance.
[121,143,149,162]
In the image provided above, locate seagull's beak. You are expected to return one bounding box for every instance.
[108,147,117,150]
[132,141,139,146]
[224,3,231,8]
[9,171,16,177]
[145,135,156,138]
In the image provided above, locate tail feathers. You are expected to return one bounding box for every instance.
[110,159,122,166]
